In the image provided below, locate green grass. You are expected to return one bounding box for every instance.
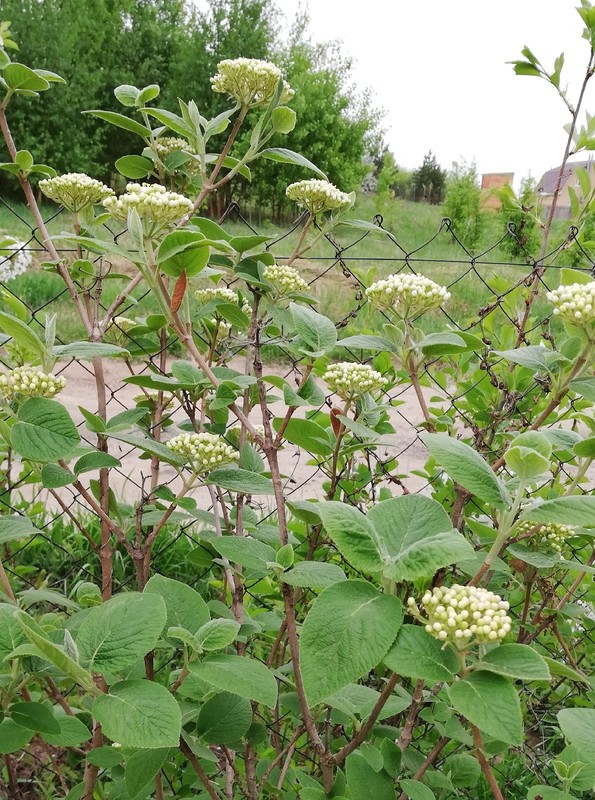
[0,196,581,352]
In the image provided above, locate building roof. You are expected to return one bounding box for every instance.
[537,159,592,195]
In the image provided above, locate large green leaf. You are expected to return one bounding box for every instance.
[520,496,595,528]
[11,398,80,462]
[0,311,45,357]
[448,671,523,745]
[558,708,595,760]
[281,561,346,589]
[474,644,551,681]
[107,432,186,466]
[83,110,151,138]
[383,625,458,682]
[115,154,153,179]
[93,680,181,748]
[0,718,33,754]
[10,701,60,734]
[144,575,209,635]
[300,580,402,705]
[0,604,26,661]
[290,303,337,356]
[272,417,333,456]
[157,230,210,278]
[190,654,277,707]
[420,433,510,508]
[125,748,170,798]
[52,342,129,360]
[0,515,41,546]
[4,63,50,92]
[211,537,275,575]
[196,691,252,744]
[42,714,92,747]
[367,495,475,581]
[76,592,167,674]
[317,502,385,573]
[260,147,327,178]
[346,751,395,800]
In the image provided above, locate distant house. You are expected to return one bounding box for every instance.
[480,173,514,211]
[536,158,595,219]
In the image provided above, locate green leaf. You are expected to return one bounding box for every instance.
[442,753,481,788]
[195,619,240,651]
[144,575,209,635]
[142,107,195,138]
[125,748,170,798]
[281,561,346,589]
[0,310,45,357]
[52,342,129,359]
[206,468,274,495]
[338,334,396,352]
[4,63,50,91]
[11,398,80,462]
[158,230,210,278]
[505,446,550,480]
[0,718,33,754]
[197,691,252,744]
[558,708,595,760]
[114,84,140,106]
[449,672,523,745]
[115,155,153,179]
[569,376,595,402]
[300,580,402,705]
[290,303,337,356]
[494,344,564,373]
[42,715,92,747]
[228,234,271,253]
[271,106,297,133]
[574,435,595,458]
[86,747,123,768]
[520,496,595,528]
[417,332,473,356]
[0,515,41,546]
[420,433,510,508]
[474,644,551,681]
[317,502,385,573]
[83,110,151,138]
[399,780,436,800]
[367,495,475,581]
[16,612,94,689]
[272,417,333,456]
[526,786,577,800]
[542,657,590,685]
[260,147,327,178]
[106,432,186,466]
[93,679,181,748]
[74,451,121,475]
[10,702,60,734]
[383,625,459,682]
[346,751,395,800]
[0,604,26,661]
[41,463,75,488]
[190,654,277,707]
[76,592,167,674]
[211,537,275,574]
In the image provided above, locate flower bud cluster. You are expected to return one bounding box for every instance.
[102,183,193,227]
[0,367,66,401]
[286,179,351,215]
[211,58,294,107]
[153,137,195,159]
[516,520,575,554]
[0,240,32,282]
[113,316,137,332]
[366,273,450,318]
[546,281,595,326]
[407,585,511,647]
[39,173,114,212]
[165,432,237,473]
[323,362,386,400]
[263,264,309,296]
[195,286,251,320]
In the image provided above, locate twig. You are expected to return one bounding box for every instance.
[180,738,221,800]
[472,725,505,800]
[397,736,449,800]
[397,680,425,751]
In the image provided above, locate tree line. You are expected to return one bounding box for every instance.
[0,0,382,218]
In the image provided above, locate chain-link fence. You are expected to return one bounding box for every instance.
[0,196,593,799]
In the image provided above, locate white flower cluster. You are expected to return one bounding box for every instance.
[102,183,193,229]
[546,281,595,326]
[516,520,575,554]
[39,173,113,212]
[153,137,195,159]
[113,316,137,331]
[195,286,251,322]
[0,240,32,282]
[323,362,386,400]
[211,58,294,107]
[286,179,351,215]
[263,264,309,296]
[407,585,512,648]
[366,273,451,318]
[0,367,66,401]
[165,432,238,473]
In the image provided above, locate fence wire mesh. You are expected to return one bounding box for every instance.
[0,196,593,799]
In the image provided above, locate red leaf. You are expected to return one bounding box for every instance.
[171,270,187,313]
[330,407,343,437]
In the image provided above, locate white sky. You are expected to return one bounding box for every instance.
[273,0,595,187]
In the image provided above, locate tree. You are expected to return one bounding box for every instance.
[412,150,446,204]
[497,175,541,258]
[444,159,482,248]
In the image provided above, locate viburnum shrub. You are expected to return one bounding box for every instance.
[0,10,593,800]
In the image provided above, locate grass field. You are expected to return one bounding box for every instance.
[0,194,581,348]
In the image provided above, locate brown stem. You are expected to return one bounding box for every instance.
[180,738,222,800]
[99,271,144,333]
[273,364,314,447]
[472,725,505,800]
[397,679,425,751]
[256,726,305,793]
[397,737,449,800]
[404,330,434,431]
[0,556,16,602]
[45,678,74,716]
[286,213,312,267]
[334,673,400,764]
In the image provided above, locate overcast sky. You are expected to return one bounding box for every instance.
[273,0,595,187]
